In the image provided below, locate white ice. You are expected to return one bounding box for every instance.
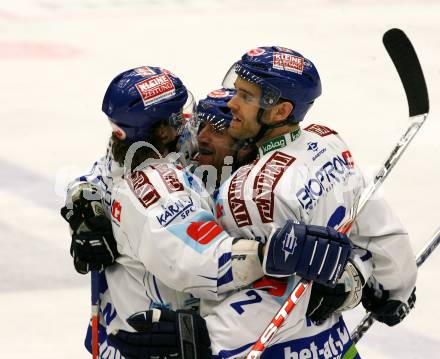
[0,0,439,357]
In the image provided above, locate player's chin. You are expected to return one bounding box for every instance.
[228,124,247,140]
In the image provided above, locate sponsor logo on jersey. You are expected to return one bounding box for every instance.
[215,202,224,219]
[261,135,287,155]
[273,52,304,74]
[282,323,352,359]
[247,48,266,56]
[187,220,224,245]
[304,123,338,137]
[252,277,288,297]
[258,317,355,359]
[134,66,155,77]
[126,171,161,209]
[111,200,122,222]
[307,141,327,161]
[253,151,296,223]
[296,152,354,212]
[135,73,176,107]
[290,129,301,142]
[282,229,298,261]
[228,164,254,227]
[153,164,184,193]
[342,150,354,168]
[307,142,318,151]
[156,196,196,227]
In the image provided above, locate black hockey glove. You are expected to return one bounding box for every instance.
[362,281,416,327]
[307,260,365,323]
[60,184,119,274]
[108,309,212,359]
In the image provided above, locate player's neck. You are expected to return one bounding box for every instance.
[255,123,300,148]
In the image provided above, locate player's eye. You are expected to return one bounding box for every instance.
[237,90,255,103]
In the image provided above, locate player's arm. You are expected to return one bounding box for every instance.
[61,139,120,274]
[120,170,351,300]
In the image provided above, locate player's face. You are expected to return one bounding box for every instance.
[197,122,236,171]
[227,77,262,140]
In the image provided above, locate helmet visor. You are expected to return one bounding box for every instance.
[169,91,196,135]
[222,63,282,109]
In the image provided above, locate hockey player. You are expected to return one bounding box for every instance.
[61,66,352,358]
[197,46,417,357]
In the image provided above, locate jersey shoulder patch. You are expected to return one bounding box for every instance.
[126,170,161,209]
[304,123,338,137]
[151,163,184,193]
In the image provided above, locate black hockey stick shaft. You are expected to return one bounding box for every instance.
[247,29,429,358]
[351,226,440,343]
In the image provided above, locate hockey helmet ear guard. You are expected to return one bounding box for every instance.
[222,46,322,122]
[102,66,189,143]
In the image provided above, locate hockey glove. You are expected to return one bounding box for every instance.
[60,183,119,274]
[262,221,352,287]
[307,260,365,323]
[362,280,416,327]
[108,309,212,359]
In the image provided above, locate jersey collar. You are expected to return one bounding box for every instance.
[258,128,301,157]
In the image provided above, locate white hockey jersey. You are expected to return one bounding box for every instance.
[67,142,237,356]
[204,124,417,358]
[103,159,242,335]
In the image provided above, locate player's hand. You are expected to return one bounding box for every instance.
[307,260,364,323]
[61,184,119,274]
[69,217,118,274]
[108,309,212,359]
[262,220,352,286]
[362,281,416,327]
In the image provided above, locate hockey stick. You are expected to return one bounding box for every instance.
[351,226,440,343]
[91,271,100,359]
[246,28,429,359]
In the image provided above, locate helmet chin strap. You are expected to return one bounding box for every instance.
[251,107,292,144]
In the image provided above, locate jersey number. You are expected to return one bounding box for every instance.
[230,290,262,315]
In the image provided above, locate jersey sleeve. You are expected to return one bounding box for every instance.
[111,165,236,301]
[65,138,118,216]
[350,197,417,302]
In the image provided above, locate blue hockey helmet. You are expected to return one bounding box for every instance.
[223,46,322,123]
[102,66,189,143]
[196,88,236,132]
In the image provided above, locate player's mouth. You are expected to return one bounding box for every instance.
[197,147,214,165]
[230,115,241,127]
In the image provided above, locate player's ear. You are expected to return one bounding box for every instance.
[272,101,294,122]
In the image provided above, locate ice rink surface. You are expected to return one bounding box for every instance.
[0,0,439,357]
